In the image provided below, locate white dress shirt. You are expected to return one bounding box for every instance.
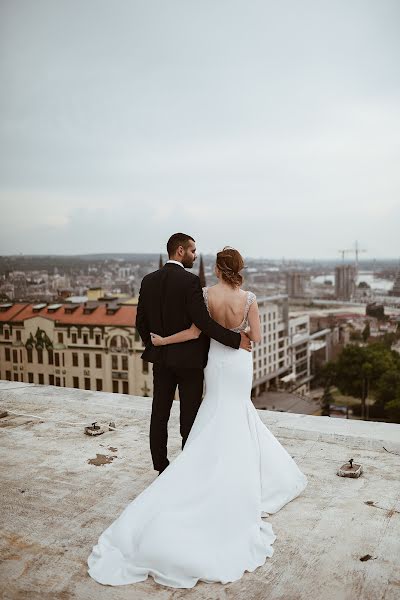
[166,260,184,268]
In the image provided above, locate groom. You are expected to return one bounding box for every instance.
[136,232,251,474]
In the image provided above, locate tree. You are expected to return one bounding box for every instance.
[362,321,370,342]
[314,361,337,417]
[386,393,400,422]
[375,369,400,407]
[331,342,400,423]
[321,386,334,417]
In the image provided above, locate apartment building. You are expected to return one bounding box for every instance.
[0,301,153,397]
[1,296,314,400]
[286,314,312,394]
[335,265,357,301]
[252,295,312,397]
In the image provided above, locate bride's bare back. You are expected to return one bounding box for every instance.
[204,284,261,342]
[150,281,261,348]
[205,285,249,330]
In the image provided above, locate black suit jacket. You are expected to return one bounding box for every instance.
[135,263,241,369]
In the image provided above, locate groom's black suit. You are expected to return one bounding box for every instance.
[136,262,241,471]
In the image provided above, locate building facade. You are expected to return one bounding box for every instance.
[335,265,357,301]
[0,302,153,397]
[1,296,315,400]
[251,295,312,397]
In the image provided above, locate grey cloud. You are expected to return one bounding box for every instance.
[0,0,399,257]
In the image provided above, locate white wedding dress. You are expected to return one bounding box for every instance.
[87,290,308,588]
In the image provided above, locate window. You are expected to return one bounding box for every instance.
[112,355,118,370]
[110,335,129,351]
[37,349,43,364]
[96,378,103,391]
[84,378,90,390]
[13,349,18,363]
[122,356,128,371]
[5,370,11,380]
[58,332,63,344]
[49,374,55,385]
[55,353,60,367]
[5,348,10,361]
[112,380,119,393]
[38,373,44,384]
[83,333,89,345]
[95,334,101,345]
[73,376,79,388]
[72,352,78,367]
[27,348,33,363]
[122,381,129,394]
[13,373,19,381]
[16,330,21,341]
[95,354,102,369]
[5,330,9,340]
[55,377,61,386]
[62,353,65,367]
[142,360,149,374]
[84,353,90,368]
[72,333,77,344]
[48,350,53,365]
[28,372,34,383]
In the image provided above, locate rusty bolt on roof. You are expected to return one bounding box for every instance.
[84,421,105,436]
[337,457,363,478]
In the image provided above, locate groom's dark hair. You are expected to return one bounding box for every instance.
[167,233,195,257]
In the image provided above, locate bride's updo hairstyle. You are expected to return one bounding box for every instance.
[216,247,244,288]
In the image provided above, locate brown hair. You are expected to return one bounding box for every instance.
[167,233,195,257]
[216,247,244,288]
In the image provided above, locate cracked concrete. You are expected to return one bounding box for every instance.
[0,380,399,600]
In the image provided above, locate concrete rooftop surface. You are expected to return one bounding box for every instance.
[0,380,399,600]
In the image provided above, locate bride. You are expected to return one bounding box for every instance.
[87,247,308,589]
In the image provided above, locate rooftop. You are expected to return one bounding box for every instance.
[1,380,399,600]
[0,302,137,327]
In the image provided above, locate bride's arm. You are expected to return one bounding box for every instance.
[246,301,261,343]
[150,323,201,346]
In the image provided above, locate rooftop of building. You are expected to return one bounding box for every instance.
[1,380,399,600]
[0,301,137,327]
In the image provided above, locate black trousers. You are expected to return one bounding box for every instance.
[150,362,204,471]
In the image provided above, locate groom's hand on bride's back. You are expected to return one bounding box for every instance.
[239,332,252,352]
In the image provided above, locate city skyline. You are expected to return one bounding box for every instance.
[1,1,399,258]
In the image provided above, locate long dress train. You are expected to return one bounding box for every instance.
[87,290,308,588]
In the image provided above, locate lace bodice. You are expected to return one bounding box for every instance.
[202,287,256,332]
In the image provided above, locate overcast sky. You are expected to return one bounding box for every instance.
[0,0,399,259]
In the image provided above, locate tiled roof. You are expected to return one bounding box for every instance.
[0,303,137,326]
[0,303,29,322]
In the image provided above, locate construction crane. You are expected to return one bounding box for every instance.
[338,241,367,271]
[338,248,353,262]
[353,240,367,271]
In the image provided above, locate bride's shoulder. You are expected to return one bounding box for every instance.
[243,290,257,304]
[202,284,217,293]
